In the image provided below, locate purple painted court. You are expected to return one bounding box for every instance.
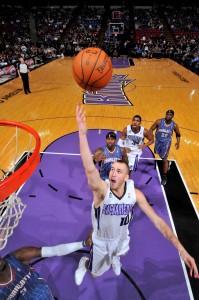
[1,130,192,300]
[111,57,130,68]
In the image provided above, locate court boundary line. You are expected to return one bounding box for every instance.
[174,160,199,220]
[156,160,195,300]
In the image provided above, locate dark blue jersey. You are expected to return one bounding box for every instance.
[0,253,54,300]
[99,145,122,180]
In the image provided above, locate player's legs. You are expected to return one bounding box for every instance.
[162,158,169,174]
[112,235,130,276]
[88,242,111,277]
[155,140,171,185]
[127,152,141,173]
[74,238,110,285]
[161,158,169,185]
[75,235,130,284]
[89,236,129,277]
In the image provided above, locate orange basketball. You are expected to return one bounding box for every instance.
[72,47,113,92]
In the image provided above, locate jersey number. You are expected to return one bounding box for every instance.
[161,133,168,138]
[120,214,131,226]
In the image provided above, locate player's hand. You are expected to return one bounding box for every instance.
[124,147,131,153]
[175,143,180,150]
[85,228,93,247]
[94,151,106,162]
[76,103,86,135]
[180,250,199,278]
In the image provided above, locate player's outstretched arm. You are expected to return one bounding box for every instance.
[135,188,199,279]
[76,104,107,205]
[76,103,100,182]
[14,237,92,265]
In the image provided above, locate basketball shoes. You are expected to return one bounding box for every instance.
[74,257,89,285]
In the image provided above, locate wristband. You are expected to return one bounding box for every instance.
[117,138,125,147]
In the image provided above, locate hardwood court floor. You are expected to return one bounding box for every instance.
[0,57,199,212]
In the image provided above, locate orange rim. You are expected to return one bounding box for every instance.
[0,121,41,202]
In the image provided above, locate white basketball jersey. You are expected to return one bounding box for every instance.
[92,179,136,240]
[125,125,144,154]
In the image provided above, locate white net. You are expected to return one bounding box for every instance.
[0,194,26,250]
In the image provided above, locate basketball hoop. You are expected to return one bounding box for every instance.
[0,120,41,202]
[0,120,40,249]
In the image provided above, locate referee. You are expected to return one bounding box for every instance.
[17,57,31,94]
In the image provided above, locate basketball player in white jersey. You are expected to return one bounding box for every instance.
[74,104,199,285]
[117,115,154,172]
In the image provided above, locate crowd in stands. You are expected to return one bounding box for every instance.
[62,6,104,54]
[0,6,31,65]
[33,7,74,44]
[164,7,199,72]
[134,8,164,30]
[0,4,198,75]
[165,7,199,31]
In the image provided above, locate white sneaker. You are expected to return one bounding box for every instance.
[74,257,89,285]
[112,257,121,276]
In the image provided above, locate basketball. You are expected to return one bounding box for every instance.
[72,47,113,92]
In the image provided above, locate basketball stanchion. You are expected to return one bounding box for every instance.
[0,120,41,249]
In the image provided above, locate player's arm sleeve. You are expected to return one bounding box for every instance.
[117,138,126,147]
[41,241,85,257]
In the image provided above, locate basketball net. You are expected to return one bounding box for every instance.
[0,120,40,249]
[0,194,26,250]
